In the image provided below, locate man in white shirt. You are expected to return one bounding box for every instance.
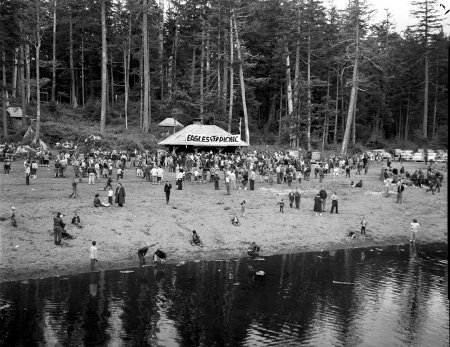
[151,166,158,184]
[90,241,98,272]
[157,166,164,184]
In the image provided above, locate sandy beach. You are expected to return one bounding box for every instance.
[0,159,447,283]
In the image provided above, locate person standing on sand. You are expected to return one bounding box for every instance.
[214,172,220,190]
[225,173,231,195]
[90,241,98,271]
[10,207,17,226]
[288,190,295,208]
[294,189,301,209]
[384,178,390,197]
[396,180,404,204]
[53,212,65,245]
[138,243,150,266]
[313,193,322,216]
[360,216,367,235]
[410,219,420,243]
[277,199,285,213]
[25,164,31,185]
[69,177,79,198]
[330,191,339,214]
[319,186,327,212]
[176,170,183,190]
[241,200,247,217]
[249,168,256,190]
[164,180,172,204]
[115,183,126,207]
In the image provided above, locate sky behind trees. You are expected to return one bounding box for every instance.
[331,0,450,33]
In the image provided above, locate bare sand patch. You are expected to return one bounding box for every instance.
[0,160,447,282]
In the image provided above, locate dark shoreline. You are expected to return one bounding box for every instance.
[1,237,446,284]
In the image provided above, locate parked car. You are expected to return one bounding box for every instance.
[400,150,414,161]
[412,152,425,162]
[427,153,437,162]
[372,149,391,159]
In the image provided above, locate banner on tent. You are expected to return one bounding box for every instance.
[185,134,241,145]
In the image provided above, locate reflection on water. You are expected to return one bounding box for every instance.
[0,243,448,346]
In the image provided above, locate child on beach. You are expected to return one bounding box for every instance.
[410,219,420,243]
[108,187,114,205]
[241,200,246,217]
[360,217,367,235]
[10,207,17,227]
[277,199,285,213]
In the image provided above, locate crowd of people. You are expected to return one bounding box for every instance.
[3,144,446,274]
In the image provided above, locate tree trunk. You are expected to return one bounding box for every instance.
[285,43,294,148]
[124,13,131,130]
[69,10,77,108]
[199,10,205,121]
[222,27,228,113]
[352,102,356,144]
[206,23,211,93]
[2,49,8,138]
[294,4,301,148]
[306,33,312,152]
[142,0,150,133]
[341,2,360,156]
[279,85,283,143]
[100,0,107,134]
[81,37,85,107]
[190,47,196,89]
[422,49,428,139]
[51,0,57,102]
[12,48,18,98]
[334,68,339,145]
[25,43,30,103]
[325,71,330,144]
[233,16,249,144]
[34,0,41,143]
[158,0,164,100]
[110,52,114,108]
[404,85,410,141]
[432,59,438,139]
[19,45,27,129]
[227,15,233,133]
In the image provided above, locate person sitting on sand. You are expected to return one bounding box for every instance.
[350,180,356,188]
[348,231,356,240]
[71,213,83,228]
[94,193,110,207]
[231,215,240,226]
[153,249,167,264]
[247,242,261,258]
[190,230,203,247]
[354,179,363,188]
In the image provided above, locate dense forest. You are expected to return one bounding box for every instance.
[0,0,448,153]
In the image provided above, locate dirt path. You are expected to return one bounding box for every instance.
[0,159,447,282]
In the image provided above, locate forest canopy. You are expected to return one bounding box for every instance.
[0,0,448,153]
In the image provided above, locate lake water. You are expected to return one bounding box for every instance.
[0,243,448,346]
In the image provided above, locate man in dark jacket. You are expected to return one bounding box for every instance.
[115,183,126,207]
[319,186,327,212]
[53,212,65,245]
[164,181,172,204]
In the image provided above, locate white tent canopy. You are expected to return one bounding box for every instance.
[158,117,184,127]
[158,124,248,147]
